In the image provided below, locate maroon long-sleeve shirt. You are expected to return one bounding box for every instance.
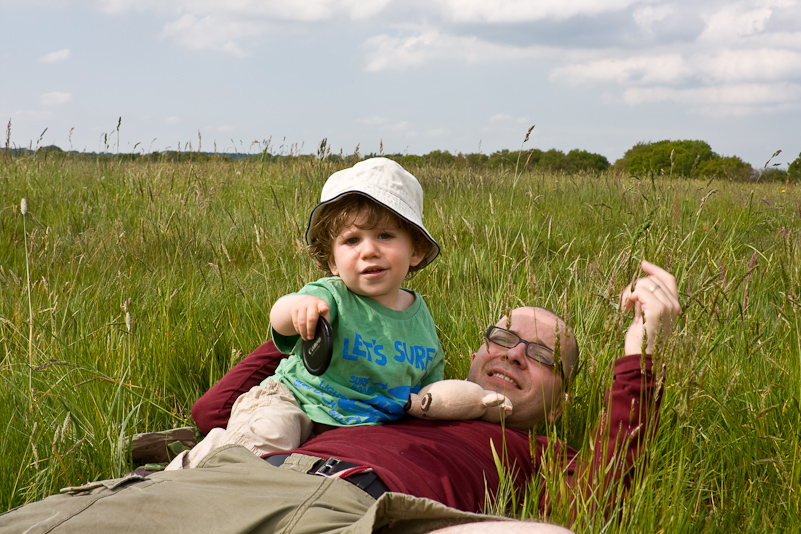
[191,341,660,514]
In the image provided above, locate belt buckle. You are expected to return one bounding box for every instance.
[311,457,342,477]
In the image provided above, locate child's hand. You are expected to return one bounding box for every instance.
[270,294,331,340]
[289,296,330,341]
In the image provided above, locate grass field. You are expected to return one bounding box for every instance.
[1,152,798,532]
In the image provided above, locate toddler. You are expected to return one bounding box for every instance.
[168,157,442,468]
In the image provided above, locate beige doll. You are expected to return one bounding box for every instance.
[404,380,512,423]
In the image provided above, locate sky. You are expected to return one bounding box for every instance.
[2,0,800,168]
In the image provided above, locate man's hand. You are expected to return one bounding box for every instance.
[270,295,330,341]
[621,260,680,356]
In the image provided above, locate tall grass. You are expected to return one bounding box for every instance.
[1,152,798,531]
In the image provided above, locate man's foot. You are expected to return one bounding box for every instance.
[129,427,197,464]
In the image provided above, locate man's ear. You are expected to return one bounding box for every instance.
[328,259,339,276]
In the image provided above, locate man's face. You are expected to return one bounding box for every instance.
[466,307,569,430]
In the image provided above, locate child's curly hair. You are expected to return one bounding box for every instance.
[308,194,432,277]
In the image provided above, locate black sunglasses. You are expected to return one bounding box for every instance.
[484,326,567,387]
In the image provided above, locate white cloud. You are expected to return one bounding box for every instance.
[40,92,72,105]
[84,0,801,123]
[94,0,156,14]
[548,43,801,88]
[96,0,391,20]
[490,113,530,124]
[632,4,674,34]
[442,0,642,23]
[550,54,690,86]
[623,82,801,115]
[343,0,392,20]
[542,0,801,116]
[96,0,392,54]
[753,30,801,49]
[162,14,261,56]
[695,48,801,83]
[166,116,180,124]
[356,115,388,125]
[699,4,774,44]
[363,30,546,71]
[40,49,71,63]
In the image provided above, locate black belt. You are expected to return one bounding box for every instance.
[265,455,389,500]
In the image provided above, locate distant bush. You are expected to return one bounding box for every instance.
[383,148,609,174]
[36,144,64,153]
[614,139,715,178]
[753,167,789,182]
[538,149,568,171]
[486,149,540,169]
[695,155,752,181]
[614,139,758,181]
[789,152,801,182]
[564,149,611,172]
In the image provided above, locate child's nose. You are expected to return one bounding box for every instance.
[360,237,379,256]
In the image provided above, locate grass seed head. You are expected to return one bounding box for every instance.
[21,198,28,215]
[523,125,535,143]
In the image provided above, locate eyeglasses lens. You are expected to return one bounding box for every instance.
[488,328,518,347]
[487,327,555,367]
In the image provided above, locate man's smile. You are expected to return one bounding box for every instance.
[488,369,520,389]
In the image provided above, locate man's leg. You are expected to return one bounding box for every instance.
[345,490,575,534]
[0,446,372,534]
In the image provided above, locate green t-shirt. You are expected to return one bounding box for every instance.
[269,277,444,426]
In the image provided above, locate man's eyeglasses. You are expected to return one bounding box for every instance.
[484,326,567,386]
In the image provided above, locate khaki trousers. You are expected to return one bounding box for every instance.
[1,445,508,534]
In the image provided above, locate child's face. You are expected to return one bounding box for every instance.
[328,212,424,309]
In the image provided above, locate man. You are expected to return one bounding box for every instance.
[0,260,678,534]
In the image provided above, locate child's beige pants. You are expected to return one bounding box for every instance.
[166,379,314,470]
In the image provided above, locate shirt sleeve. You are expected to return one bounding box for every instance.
[269,280,339,354]
[557,354,662,517]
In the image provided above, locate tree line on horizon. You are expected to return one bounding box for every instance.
[5,139,800,183]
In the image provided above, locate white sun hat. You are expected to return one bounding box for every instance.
[306,157,440,270]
